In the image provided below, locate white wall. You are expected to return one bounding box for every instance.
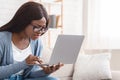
[0,0,28,26]
[63,0,83,35]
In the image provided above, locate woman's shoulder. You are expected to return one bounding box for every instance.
[0,31,11,41]
[0,31,11,35]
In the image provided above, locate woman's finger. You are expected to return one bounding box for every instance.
[58,62,64,67]
[31,56,43,64]
[43,66,52,74]
[54,62,64,70]
[37,57,43,64]
[50,65,56,71]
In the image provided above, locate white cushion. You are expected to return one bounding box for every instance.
[73,53,112,80]
[51,64,74,77]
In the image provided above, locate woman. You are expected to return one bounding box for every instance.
[0,1,63,80]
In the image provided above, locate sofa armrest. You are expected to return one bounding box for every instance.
[112,71,120,80]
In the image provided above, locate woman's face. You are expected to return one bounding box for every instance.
[25,17,47,40]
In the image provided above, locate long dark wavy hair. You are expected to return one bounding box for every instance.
[0,2,49,33]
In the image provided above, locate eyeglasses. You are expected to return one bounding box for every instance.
[31,24,48,35]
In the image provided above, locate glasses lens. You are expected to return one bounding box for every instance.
[31,24,48,35]
[33,27,41,32]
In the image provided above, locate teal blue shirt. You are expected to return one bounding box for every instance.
[0,31,48,79]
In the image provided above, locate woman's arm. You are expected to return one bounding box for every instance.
[0,39,29,79]
[28,63,64,78]
[0,60,28,79]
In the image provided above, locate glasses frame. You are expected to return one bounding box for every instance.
[31,24,48,35]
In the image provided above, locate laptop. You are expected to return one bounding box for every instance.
[38,35,84,66]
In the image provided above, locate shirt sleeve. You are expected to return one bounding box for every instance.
[0,60,29,79]
[0,39,29,79]
[0,39,4,63]
[38,38,43,57]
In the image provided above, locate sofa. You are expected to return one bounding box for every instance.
[51,65,120,80]
[42,48,120,80]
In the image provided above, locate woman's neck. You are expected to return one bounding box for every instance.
[12,32,30,50]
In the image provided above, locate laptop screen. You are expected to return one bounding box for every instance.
[49,35,84,64]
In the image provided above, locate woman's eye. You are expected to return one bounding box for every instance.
[34,26,39,28]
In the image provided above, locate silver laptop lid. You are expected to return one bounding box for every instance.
[49,35,84,64]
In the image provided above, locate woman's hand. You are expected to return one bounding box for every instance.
[40,62,64,74]
[25,54,43,65]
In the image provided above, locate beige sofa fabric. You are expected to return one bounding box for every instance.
[112,71,120,80]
